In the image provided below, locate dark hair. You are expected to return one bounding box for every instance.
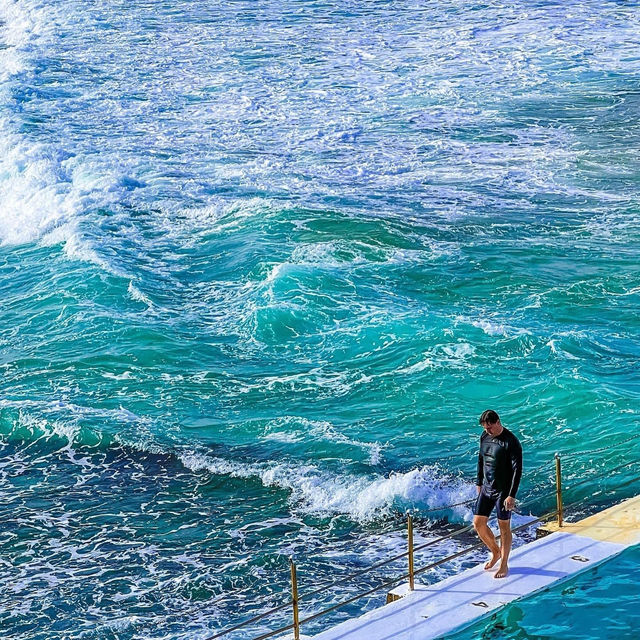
[479,409,500,425]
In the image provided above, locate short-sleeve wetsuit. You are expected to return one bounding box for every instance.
[473,427,523,520]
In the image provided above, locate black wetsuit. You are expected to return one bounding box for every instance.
[473,427,523,520]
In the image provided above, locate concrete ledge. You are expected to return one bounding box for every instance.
[386,581,418,603]
[537,495,640,545]
[311,495,640,640]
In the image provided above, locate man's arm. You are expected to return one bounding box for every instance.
[476,438,484,491]
[508,438,523,498]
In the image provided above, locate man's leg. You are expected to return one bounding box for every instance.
[495,518,512,578]
[473,515,501,570]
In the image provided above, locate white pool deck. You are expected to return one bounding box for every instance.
[310,495,640,640]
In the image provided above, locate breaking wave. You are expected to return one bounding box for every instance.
[1,406,475,522]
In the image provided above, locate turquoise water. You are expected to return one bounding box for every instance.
[1,1,639,638]
[451,545,640,640]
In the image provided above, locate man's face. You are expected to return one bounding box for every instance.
[482,420,501,436]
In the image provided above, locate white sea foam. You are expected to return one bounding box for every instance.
[127,281,153,306]
[395,358,436,375]
[0,123,75,246]
[261,416,384,465]
[179,451,474,522]
[469,318,508,336]
[441,342,475,359]
[174,197,276,236]
[0,125,131,274]
[0,0,45,66]
[16,410,79,443]
[455,315,532,338]
[257,240,457,292]
[290,240,382,266]
[0,398,145,422]
[307,420,384,465]
[0,1,73,246]
[0,1,129,276]
[101,371,133,380]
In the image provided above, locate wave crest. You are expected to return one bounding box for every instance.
[0,404,474,522]
[180,451,474,522]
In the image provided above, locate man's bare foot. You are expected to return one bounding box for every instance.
[494,564,509,579]
[484,550,501,570]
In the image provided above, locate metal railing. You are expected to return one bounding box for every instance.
[555,453,563,527]
[206,436,640,640]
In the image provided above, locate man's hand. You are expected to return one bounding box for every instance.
[476,485,482,495]
[503,496,516,511]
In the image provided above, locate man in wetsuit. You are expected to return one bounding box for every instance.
[473,409,522,579]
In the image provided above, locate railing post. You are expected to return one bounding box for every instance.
[290,558,300,640]
[555,453,563,527]
[407,513,415,591]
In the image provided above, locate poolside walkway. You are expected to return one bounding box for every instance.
[311,495,640,640]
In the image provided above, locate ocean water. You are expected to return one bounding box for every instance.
[1,1,639,639]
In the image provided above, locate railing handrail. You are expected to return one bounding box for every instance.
[244,503,565,640]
